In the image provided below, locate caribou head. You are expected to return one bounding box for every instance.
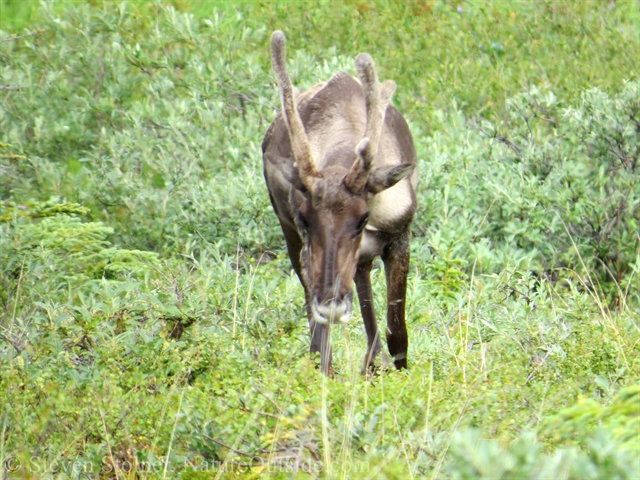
[294,137,414,326]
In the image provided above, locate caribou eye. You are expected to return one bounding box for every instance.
[355,213,369,235]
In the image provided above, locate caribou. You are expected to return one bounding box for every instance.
[262,31,418,375]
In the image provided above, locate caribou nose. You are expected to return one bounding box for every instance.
[312,294,352,325]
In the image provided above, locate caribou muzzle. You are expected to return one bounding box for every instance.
[312,294,353,325]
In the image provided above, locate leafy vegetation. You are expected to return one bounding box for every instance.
[1,1,639,478]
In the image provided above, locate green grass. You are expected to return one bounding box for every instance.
[2,0,638,126]
[1,1,639,478]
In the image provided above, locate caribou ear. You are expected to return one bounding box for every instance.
[266,153,307,192]
[365,164,414,194]
[282,163,306,192]
[311,179,326,208]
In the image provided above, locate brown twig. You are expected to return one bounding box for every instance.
[469,118,522,159]
[0,30,43,43]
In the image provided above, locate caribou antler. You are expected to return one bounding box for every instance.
[345,54,396,193]
[271,31,319,192]
[357,52,396,153]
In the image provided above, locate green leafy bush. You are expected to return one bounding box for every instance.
[413,82,640,306]
[0,198,157,308]
[446,386,640,479]
[1,4,278,256]
[446,427,637,480]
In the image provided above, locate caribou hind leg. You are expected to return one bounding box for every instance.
[383,230,410,370]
